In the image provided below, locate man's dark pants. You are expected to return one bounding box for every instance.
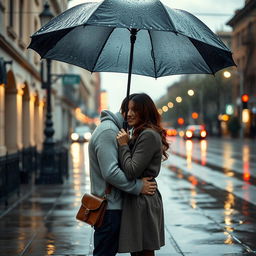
[93,210,122,256]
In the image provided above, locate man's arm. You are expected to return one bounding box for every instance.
[95,129,156,195]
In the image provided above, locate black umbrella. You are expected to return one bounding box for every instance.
[28,0,235,127]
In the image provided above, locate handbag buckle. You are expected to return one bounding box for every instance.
[84,208,90,215]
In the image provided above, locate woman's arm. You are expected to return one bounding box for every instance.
[117,129,160,180]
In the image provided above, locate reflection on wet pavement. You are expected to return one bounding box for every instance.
[165,137,256,254]
[1,139,256,255]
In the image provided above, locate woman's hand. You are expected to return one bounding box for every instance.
[116,129,129,146]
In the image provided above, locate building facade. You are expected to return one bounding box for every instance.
[0,0,101,200]
[227,0,256,137]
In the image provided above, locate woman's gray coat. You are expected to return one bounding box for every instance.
[118,128,165,253]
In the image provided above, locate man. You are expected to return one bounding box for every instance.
[89,96,157,256]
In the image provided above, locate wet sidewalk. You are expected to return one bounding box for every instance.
[0,143,255,255]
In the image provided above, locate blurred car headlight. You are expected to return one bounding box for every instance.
[200,130,207,138]
[83,132,92,141]
[71,133,79,141]
[186,130,193,138]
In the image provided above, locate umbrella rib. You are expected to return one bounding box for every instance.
[91,27,115,72]
[148,30,157,79]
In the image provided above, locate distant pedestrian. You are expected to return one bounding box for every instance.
[89,94,157,256]
[117,93,169,256]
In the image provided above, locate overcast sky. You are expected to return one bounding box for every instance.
[69,0,244,111]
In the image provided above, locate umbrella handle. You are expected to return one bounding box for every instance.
[123,28,138,130]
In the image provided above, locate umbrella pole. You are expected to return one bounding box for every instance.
[123,28,138,130]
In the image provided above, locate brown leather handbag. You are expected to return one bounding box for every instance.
[76,186,111,228]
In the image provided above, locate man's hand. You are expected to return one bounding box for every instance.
[141,177,157,195]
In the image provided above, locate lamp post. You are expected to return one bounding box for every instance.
[0,58,12,85]
[223,70,244,138]
[37,2,62,183]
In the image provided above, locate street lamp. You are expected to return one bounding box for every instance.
[0,58,12,85]
[37,2,62,184]
[39,1,54,26]
[176,96,182,103]
[223,69,245,138]
[187,89,194,96]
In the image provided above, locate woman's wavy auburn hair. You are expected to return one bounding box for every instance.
[123,93,169,160]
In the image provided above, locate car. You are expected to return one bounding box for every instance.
[184,125,207,140]
[71,125,92,143]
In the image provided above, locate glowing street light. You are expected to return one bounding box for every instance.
[158,108,163,115]
[188,89,195,96]
[176,96,182,103]
[167,102,174,108]
[177,117,185,125]
[191,112,199,119]
[223,71,231,79]
[162,106,168,112]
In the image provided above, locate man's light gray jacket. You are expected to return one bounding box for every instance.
[88,110,143,209]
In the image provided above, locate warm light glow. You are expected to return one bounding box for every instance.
[162,106,168,112]
[0,83,5,87]
[188,89,194,96]
[185,140,193,169]
[242,109,250,123]
[176,96,182,103]
[83,132,92,141]
[39,100,45,107]
[167,102,174,108]
[186,130,193,138]
[71,142,80,168]
[71,133,79,141]
[221,114,229,121]
[179,130,184,137]
[177,117,184,125]
[75,108,81,113]
[191,112,198,119]
[166,128,177,136]
[46,243,56,255]
[158,108,163,115]
[200,130,207,138]
[200,140,207,165]
[188,176,198,186]
[18,89,24,96]
[223,181,235,244]
[223,71,231,78]
[243,146,251,183]
[241,94,249,103]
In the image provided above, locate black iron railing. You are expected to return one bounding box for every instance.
[0,152,20,206]
[0,143,70,205]
[20,147,38,184]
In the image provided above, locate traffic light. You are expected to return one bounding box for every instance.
[241,94,249,109]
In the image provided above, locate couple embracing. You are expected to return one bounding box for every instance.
[89,93,169,256]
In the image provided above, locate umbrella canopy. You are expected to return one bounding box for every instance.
[29,0,235,128]
[29,0,235,77]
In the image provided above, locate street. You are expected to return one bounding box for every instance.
[0,137,255,255]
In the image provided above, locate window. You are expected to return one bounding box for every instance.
[8,0,14,27]
[19,0,24,38]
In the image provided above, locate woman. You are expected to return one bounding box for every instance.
[116,93,169,256]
